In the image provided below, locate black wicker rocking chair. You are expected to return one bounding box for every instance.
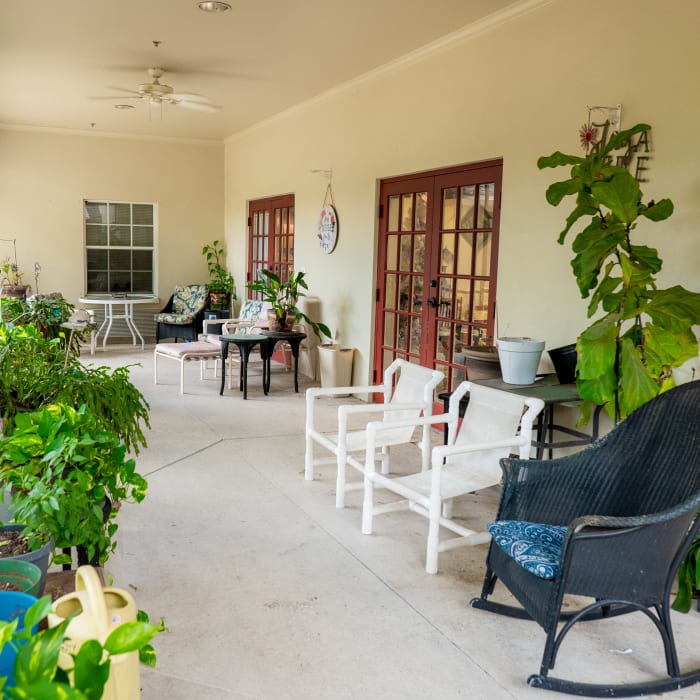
[470,380,700,697]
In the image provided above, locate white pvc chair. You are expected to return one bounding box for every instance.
[361,381,545,573]
[305,359,444,508]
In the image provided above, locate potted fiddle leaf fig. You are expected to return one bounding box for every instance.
[538,122,700,423]
[247,269,332,341]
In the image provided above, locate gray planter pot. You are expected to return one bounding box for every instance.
[0,525,54,596]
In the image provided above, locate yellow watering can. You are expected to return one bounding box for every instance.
[48,565,139,699]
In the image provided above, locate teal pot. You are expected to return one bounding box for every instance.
[0,525,53,596]
[0,591,38,687]
[0,559,42,597]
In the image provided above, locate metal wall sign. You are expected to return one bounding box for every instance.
[317,184,338,254]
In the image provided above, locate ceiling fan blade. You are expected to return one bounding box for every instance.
[89,95,142,101]
[174,100,221,112]
[104,86,143,96]
[170,92,209,102]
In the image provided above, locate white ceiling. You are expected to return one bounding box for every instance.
[0,0,519,142]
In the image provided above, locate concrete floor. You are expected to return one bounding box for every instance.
[88,346,700,700]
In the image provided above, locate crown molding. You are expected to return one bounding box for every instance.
[0,122,222,147]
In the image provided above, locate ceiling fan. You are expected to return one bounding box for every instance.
[91,67,221,112]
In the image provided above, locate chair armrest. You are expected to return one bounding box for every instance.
[433,436,527,465]
[571,491,700,532]
[307,385,384,399]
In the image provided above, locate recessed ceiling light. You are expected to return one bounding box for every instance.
[198,1,231,12]
[114,104,135,110]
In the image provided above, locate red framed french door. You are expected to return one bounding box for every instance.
[247,194,295,286]
[374,159,502,393]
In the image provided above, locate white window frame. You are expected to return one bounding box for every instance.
[83,199,156,295]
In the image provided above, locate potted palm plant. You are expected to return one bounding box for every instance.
[247,269,332,341]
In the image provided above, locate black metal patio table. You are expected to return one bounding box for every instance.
[438,374,603,458]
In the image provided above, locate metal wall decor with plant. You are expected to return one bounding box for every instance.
[538,123,700,422]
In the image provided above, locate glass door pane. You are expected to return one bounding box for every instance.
[376,161,502,392]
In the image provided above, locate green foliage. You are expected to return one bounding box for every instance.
[538,123,700,421]
[0,325,66,423]
[1,296,76,341]
[0,596,163,698]
[201,240,236,299]
[672,522,700,613]
[0,324,150,453]
[246,269,333,341]
[53,365,150,455]
[0,404,148,565]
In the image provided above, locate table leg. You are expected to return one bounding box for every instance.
[290,340,301,393]
[260,340,272,394]
[240,346,252,400]
[219,342,229,396]
[124,302,145,350]
[97,304,110,350]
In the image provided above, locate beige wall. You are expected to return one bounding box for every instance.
[224,0,700,384]
[0,128,223,309]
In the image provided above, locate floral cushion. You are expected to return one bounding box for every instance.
[238,300,264,321]
[172,285,209,315]
[487,520,567,580]
[154,285,209,325]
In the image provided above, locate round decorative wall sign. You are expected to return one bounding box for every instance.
[317,204,338,254]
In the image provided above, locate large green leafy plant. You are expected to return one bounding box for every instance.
[247,269,332,341]
[538,123,700,422]
[0,404,148,565]
[0,324,150,453]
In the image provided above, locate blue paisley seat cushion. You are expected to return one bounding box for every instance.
[487,520,567,580]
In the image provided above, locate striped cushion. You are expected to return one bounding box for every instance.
[488,520,566,580]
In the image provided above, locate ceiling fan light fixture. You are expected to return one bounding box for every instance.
[114,104,135,110]
[198,1,231,12]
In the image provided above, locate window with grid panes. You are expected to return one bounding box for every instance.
[84,200,155,294]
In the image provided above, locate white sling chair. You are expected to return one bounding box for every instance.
[361,381,545,573]
[305,359,444,508]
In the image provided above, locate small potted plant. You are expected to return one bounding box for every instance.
[247,269,332,341]
[0,257,29,300]
[202,240,236,311]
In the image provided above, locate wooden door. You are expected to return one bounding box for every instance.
[248,194,295,285]
[374,160,502,391]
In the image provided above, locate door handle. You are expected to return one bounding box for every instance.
[427,297,438,308]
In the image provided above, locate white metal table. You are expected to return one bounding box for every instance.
[79,294,158,350]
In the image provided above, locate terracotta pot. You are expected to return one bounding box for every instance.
[461,346,501,381]
[0,285,29,299]
[267,310,296,332]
